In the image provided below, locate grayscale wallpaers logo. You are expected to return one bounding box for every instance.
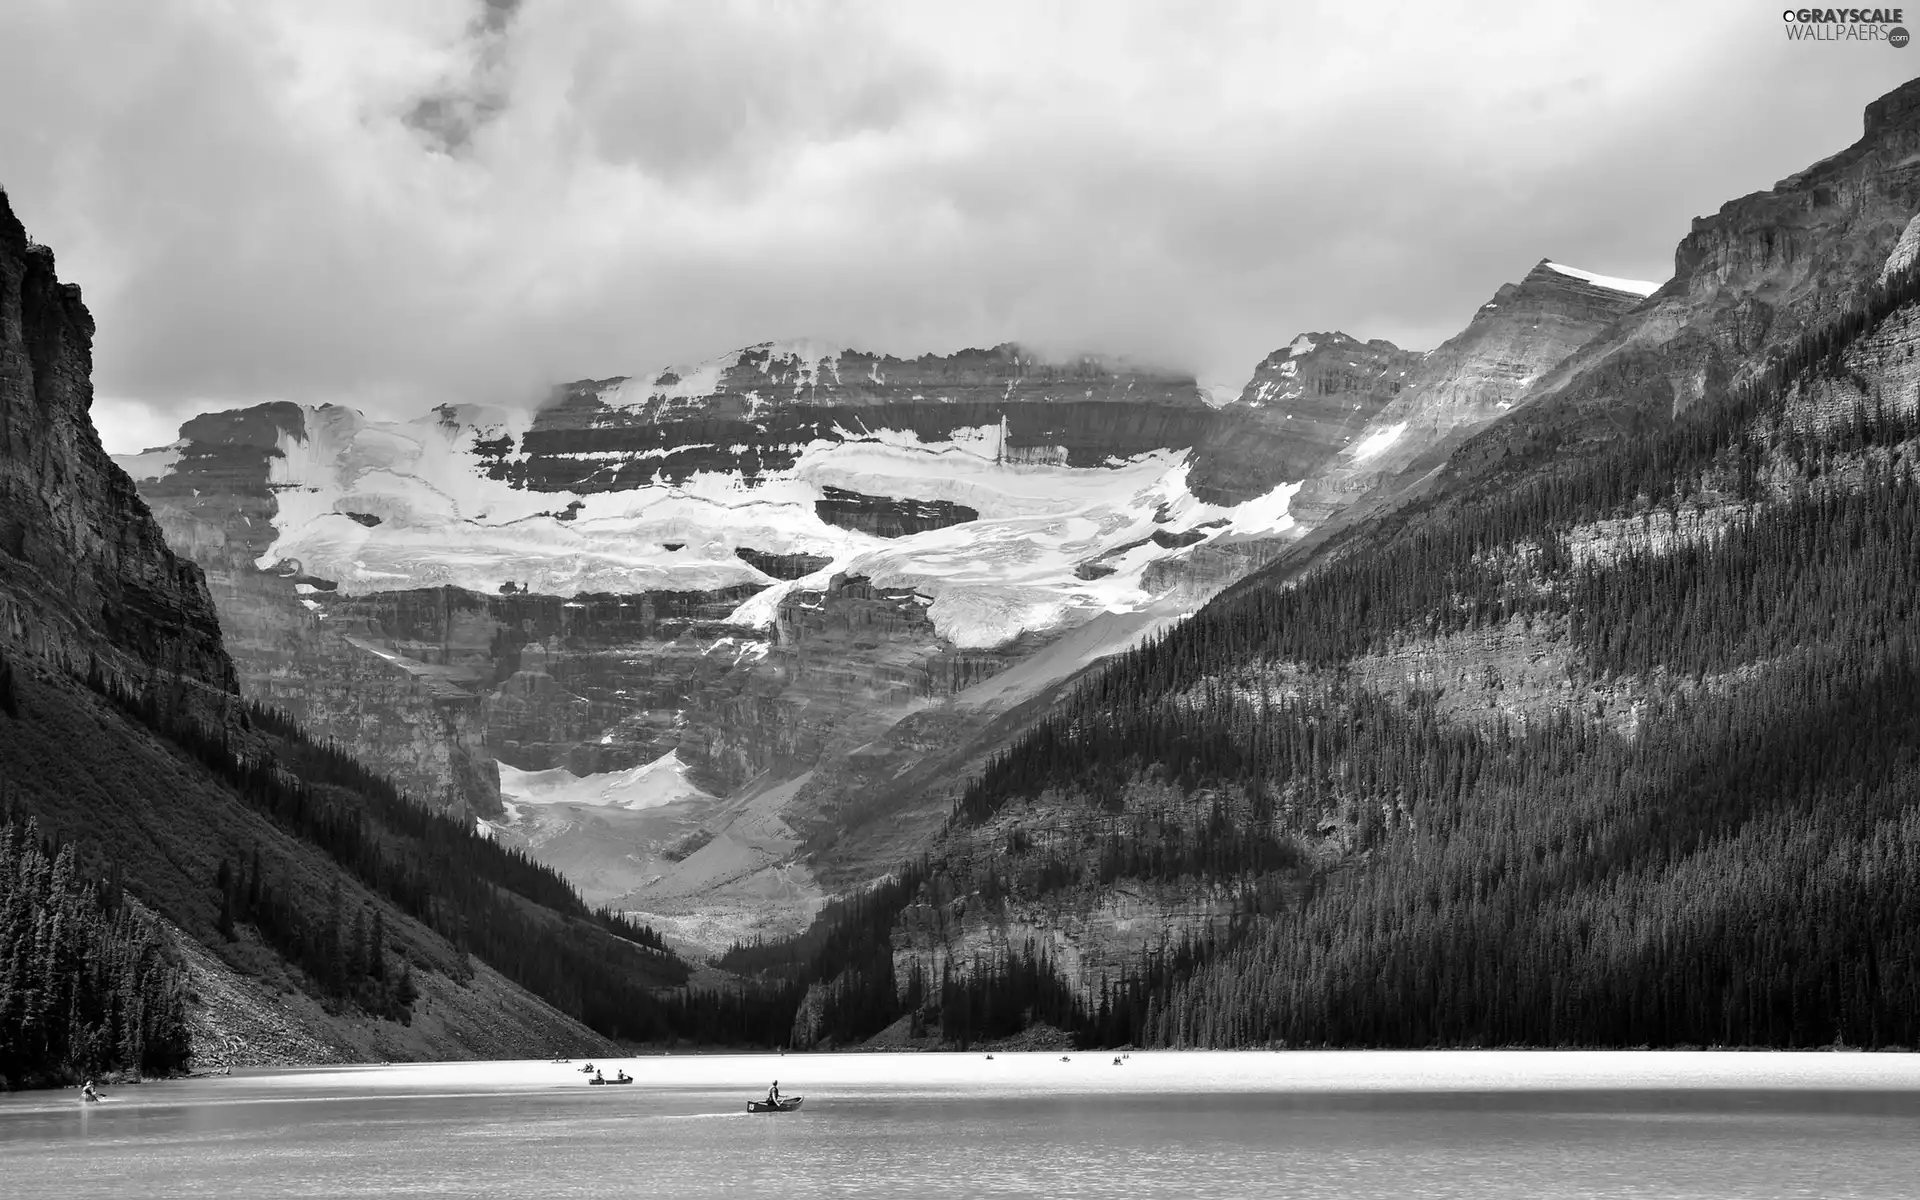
[1782,7,1910,42]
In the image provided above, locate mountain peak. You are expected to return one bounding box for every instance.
[1862,73,1920,142]
[1530,260,1662,298]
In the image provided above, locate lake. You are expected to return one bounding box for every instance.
[3,1051,1919,1198]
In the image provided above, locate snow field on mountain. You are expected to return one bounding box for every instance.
[498,751,716,812]
[1352,421,1409,462]
[1542,261,1660,297]
[237,402,1302,649]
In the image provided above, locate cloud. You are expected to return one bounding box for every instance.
[0,0,1914,451]
[403,0,522,152]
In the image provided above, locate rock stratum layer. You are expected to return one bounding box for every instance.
[495,343,1218,491]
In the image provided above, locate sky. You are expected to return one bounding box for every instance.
[0,0,1913,454]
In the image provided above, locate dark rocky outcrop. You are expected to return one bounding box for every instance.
[1187,333,1418,505]
[814,486,979,537]
[676,573,1017,800]
[136,402,306,571]
[734,547,832,580]
[1190,262,1650,509]
[0,189,234,695]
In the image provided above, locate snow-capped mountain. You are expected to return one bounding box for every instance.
[1188,260,1655,512]
[125,344,1293,649]
[120,285,1660,950]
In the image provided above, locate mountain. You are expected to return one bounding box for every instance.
[121,253,1665,958]
[0,189,744,1085]
[1185,332,1420,506]
[1188,262,1655,511]
[741,78,1920,1052]
[1449,80,1920,484]
[116,344,1284,942]
[505,341,1218,490]
[115,269,1605,948]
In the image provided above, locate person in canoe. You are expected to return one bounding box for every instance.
[81,1080,99,1103]
[616,1070,630,1083]
[767,1080,782,1106]
[594,1070,605,1083]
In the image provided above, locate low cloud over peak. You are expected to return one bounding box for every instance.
[0,0,1912,451]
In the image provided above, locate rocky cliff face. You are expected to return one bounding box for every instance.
[1186,333,1419,505]
[124,403,506,818]
[1456,77,1920,476]
[496,343,1217,493]
[0,191,234,694]
[1282,261,1653,528]
[1188,262,1649,520]
[682,573,1012,791]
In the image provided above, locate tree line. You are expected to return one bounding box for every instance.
[214,847,416,1023]
[0,808,191,1088]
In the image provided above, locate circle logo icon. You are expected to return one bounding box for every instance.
[1893,26,1911,47]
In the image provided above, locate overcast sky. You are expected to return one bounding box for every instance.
[1,0,1913,453]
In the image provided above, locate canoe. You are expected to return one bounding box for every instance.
[747,1097,804,1113]
[587,1077,633,1085]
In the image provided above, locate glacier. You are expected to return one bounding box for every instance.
[193,398,1304,651]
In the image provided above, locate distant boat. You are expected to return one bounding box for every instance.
[588,1074,632,1086]
[748,1096,804,1113]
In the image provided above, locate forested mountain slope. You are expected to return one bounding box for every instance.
[746,77,1920,1052]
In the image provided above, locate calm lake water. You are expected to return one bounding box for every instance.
[3,1051,1919,1198]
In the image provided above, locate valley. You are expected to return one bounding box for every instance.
[119,255,1661,962]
